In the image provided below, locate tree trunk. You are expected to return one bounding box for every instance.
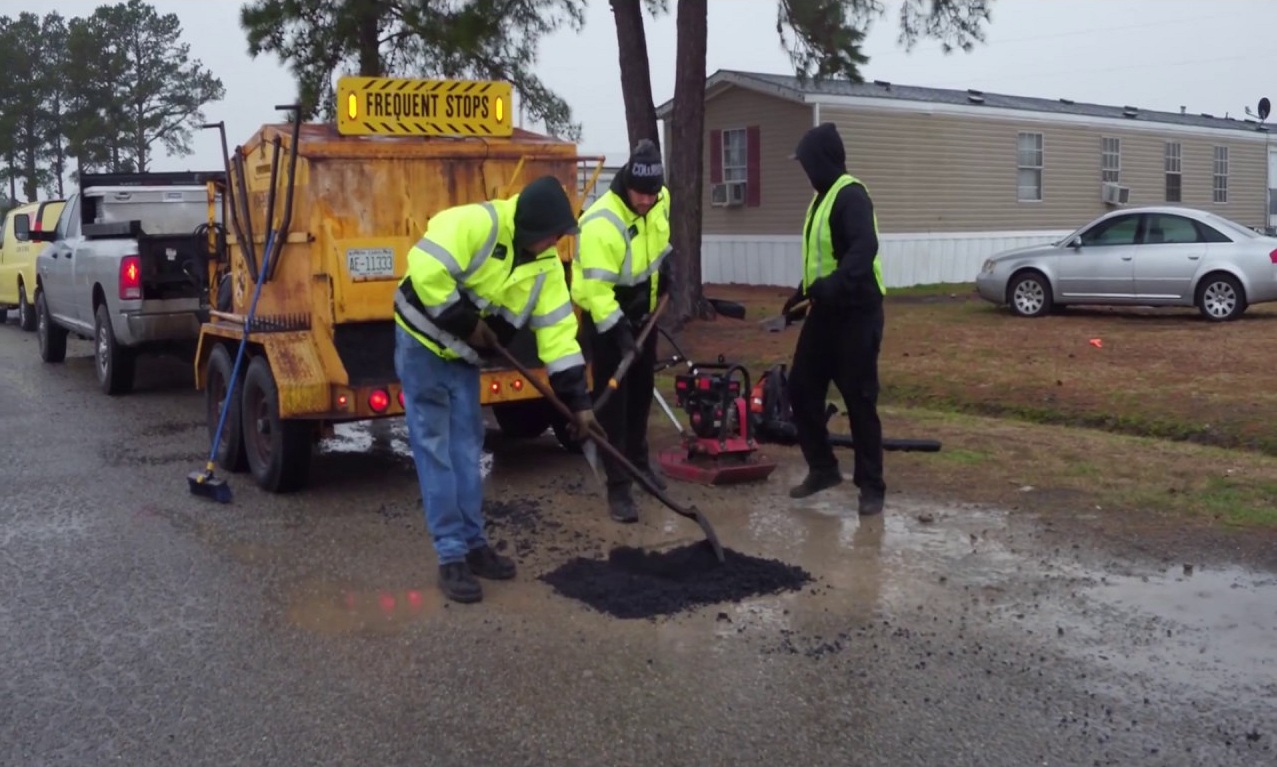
[609,0,661,153]
[357,0,382,76]
[668,0,712,325]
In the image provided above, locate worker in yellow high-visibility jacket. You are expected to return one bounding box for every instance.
[394,175,600,605]
[571,139,671,524]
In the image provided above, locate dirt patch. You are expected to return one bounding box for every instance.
[539,541,813,620]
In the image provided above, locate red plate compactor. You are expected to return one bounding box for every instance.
[652,336,942,487]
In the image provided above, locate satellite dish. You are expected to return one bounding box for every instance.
[1260,97,1271,122]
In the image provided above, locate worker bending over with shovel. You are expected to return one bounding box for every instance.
[782,122,887,516]
[572,139,673,523]
[394,175,601,604]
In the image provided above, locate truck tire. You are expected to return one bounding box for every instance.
[241,355,311,493]
[205,343,248,473]
[18,284,36,331]
[95,303,136,395]
[36,291,67,363]
[492,399,553,439]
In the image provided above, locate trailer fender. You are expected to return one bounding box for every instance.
[195,329,329,418]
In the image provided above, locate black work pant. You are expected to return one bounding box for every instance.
[787,304,886,495]
[591,326,658,489]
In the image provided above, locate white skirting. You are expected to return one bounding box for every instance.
[701,230,1073,288]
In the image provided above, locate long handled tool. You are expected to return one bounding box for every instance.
[594,294,669,411]
[492,342,726,563]
[188,105,302,503]
[759,299,810,332]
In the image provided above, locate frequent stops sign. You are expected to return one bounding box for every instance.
[336,76,514,137]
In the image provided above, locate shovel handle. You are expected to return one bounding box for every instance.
[594,294,669,412]
[491,341,725,563]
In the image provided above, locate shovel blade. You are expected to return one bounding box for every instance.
[581,440,605,485]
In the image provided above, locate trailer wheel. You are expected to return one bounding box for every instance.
[205,343,248,473]
[95,303,136,395]
[36,291,66,363]
[241,355,312,493]
[492,399,553,439]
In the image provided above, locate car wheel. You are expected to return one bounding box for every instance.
[1197,273,1246,321]
[1008,271,1053,318]
[18,283,36,331]
[36,291,67,363]
[95,303,136,395]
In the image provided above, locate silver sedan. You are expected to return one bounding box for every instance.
[975,206,1277,321]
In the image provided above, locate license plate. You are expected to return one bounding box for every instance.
[346,247,396,280]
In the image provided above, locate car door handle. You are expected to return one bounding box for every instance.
[1121,256,1132,261]
[1188,255,1200,260]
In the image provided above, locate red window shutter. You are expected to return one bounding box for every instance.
[709,129,723,183]
[746,125,761,207]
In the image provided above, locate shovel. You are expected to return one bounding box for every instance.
[492,342,727,564]
[594,294,668,412]
[759,299,810,332]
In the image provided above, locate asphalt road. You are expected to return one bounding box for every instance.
[1,318,1274,766]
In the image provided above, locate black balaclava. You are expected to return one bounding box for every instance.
[609,138,664,212]
[513,175,580,252]
[793,122,847,193]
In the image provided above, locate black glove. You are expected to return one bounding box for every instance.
[807,276,836,305]
[605,319,637,357]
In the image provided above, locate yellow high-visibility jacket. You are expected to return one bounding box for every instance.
[394,196,589,407]
[571,186,671,333]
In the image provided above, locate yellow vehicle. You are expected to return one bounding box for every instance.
[0,199,65,331]
[193,78,604,493]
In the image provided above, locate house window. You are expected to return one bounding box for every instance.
[721,129,748,182]
[1213,146,1229,203]
[1165,142,1182,202]
[1101,137,1121,184]
[709,126,762,207]
[1016,132,1043,202]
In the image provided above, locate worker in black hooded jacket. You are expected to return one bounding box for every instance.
[781,122,887,516]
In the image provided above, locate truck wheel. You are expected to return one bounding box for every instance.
[205,343,248,473]
[36,291,67,363]
[95,303,136,395]
[492,399,553,439]
[18,284,36,331]
[241,355,311,493]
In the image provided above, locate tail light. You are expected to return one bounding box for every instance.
[1269,248,1277,264]
[489,381,500,394]
[511,379,523,392]
[369,389,390,413]
[397,390,405,408]
[119,255,141,300]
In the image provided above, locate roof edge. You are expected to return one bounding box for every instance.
[654,69,807,120]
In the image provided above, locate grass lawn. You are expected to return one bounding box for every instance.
[647,282,1277,531]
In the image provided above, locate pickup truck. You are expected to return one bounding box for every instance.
[0,199,65,331]
[31,171,226,395]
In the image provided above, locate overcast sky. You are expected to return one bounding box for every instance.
[9,0,1275,174]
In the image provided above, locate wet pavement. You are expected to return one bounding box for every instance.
[1,321,1274,766]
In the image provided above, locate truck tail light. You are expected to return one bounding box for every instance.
[1269,248,1277,264]
[119,255,141,300]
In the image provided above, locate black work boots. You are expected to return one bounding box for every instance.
[788,468,844,499]
[789,468,886,516]
[608,484,639,523]
[437,546,517,604]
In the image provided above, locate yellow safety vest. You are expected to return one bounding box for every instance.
[801,173,886,296]
[394,197,584,375]
[571,186,671,332]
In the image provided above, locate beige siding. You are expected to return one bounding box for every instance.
[821,105,1268,233]
[664,87,814,236]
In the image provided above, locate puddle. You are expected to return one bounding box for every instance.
[320,420,494,478]
[287,581,447,636]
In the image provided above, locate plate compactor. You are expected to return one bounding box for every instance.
[652,335,942,487]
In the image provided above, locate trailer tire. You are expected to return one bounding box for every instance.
[241,355,311,493]
[492,399,553,439]
[36,291,67,363]
[205,343,248,473]
[95,303,136,395]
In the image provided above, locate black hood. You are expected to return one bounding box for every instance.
[514,175,580,251]
[793,122,847,193]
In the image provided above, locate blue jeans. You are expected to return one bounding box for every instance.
[394,325,486,564]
